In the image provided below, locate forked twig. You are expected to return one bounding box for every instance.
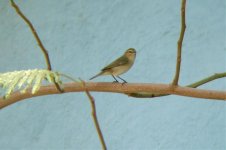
[172,0,187,85]
[10,0,63,92]
[81,80,107,150]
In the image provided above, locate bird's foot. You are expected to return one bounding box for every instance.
[122,81,127,85]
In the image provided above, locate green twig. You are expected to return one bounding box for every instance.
[187,72,226,88]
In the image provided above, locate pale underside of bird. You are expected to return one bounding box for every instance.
[90,48,136,83]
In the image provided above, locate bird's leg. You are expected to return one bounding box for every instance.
[112,75,119,82]
[117,76,127,83]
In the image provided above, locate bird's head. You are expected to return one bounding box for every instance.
[124,48,136,60]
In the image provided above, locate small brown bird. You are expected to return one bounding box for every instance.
[90,48,136,82]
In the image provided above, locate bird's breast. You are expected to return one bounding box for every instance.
[111,64,133,76]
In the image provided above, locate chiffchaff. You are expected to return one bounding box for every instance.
[90,48,136,82]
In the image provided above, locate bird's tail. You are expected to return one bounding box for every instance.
[89,72,103,80]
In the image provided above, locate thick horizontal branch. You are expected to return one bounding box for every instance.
[129,72,226,98]
[0,82,225,109]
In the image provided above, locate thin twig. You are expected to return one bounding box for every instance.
[186,72,226,88]
[10,0,52,70]
[10,0,63,93]
[81,80,107,150]
[50,74,107,149]
[61,74,107,149]
[172,0,187,85]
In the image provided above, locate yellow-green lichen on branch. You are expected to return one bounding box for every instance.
[0,69,62,98]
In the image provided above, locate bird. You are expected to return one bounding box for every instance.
[89,48,136,83]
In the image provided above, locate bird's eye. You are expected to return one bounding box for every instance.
[128,50,134,53]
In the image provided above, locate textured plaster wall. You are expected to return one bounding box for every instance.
[0,0,225,149]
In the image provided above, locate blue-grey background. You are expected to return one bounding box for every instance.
[0,0,225,149]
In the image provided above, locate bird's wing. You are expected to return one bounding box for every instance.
[102,56,128,71]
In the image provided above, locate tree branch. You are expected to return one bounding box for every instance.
[10,0,52,70]
[129,72,226,98]
[187,72,226,88]
[10,0,63,93]
[0,82,225,109]
[172,0,186,85]
[82,81,107,150]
